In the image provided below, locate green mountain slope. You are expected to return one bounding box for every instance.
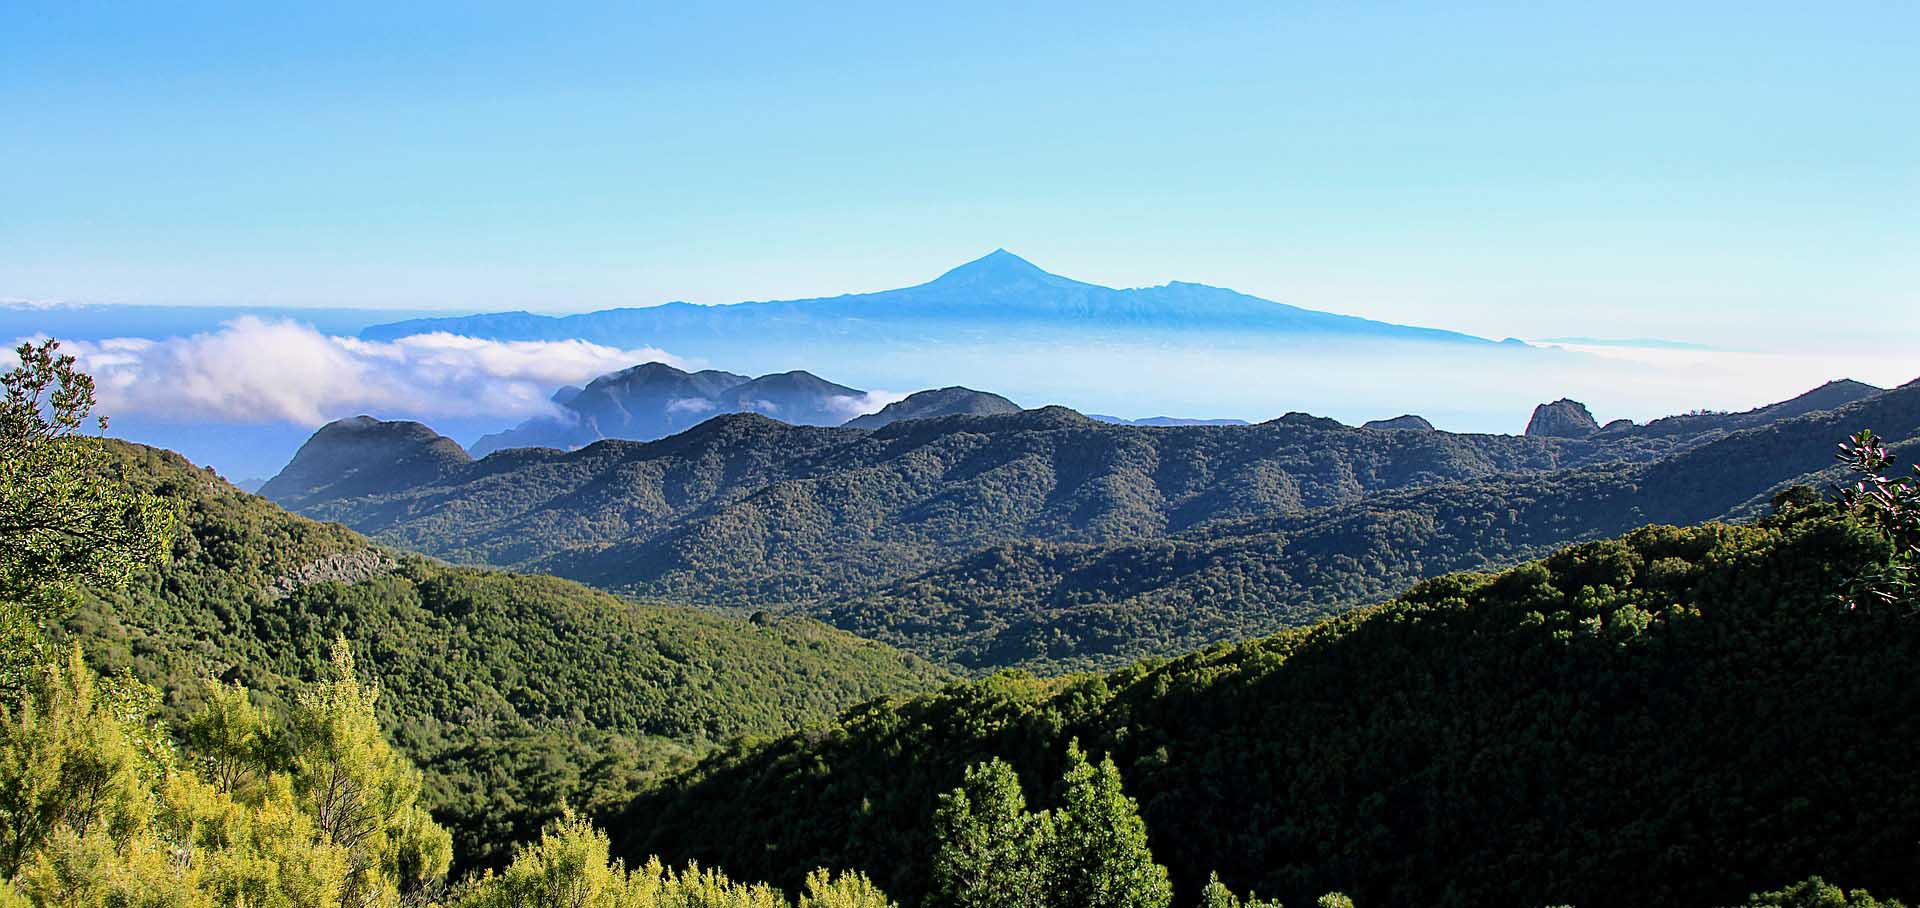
[267,380,1918,673]
[820,380,1920,671]
[610,508,1920,908]
[66,440,947,866]
[273,404,1696,597]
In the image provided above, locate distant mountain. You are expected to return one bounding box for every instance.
[1536,335,1715,350]
[257,414,471,508]
[844,387,1021,429]
[1362,414,1435,431]
[358,251,1501,352]
[1087,415,1252,427]
[471,363,752,455]
[716,370,868,424]
[468,364,875,456]
[818,381,1920,671]
[1622,378,1884,438]
[257,378,1912,673]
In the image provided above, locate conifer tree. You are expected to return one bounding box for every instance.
[1198,873,1241,908]
[1045,741,1171,908]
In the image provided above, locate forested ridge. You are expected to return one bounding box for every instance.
[824,381,1920,671]
[65,439,947,867]
[266,380,1919,673]
[613,504,1920,908]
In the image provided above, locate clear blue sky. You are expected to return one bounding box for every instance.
[5,1,1916,350]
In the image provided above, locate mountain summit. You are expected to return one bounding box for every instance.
[357,252,1501,354]
[923,249,1082,291]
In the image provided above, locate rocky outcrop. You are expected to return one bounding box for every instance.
[1362,415,1435,431]
[267,549,397,599]
[1525,399,1600,438]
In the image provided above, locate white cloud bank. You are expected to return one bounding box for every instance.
[828,391,909,420]
[17,317,685,426]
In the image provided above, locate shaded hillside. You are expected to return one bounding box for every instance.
[69,440,947,866]
[469,364,874,456]
[258,414,472,507]
[612,511,1920,908]
[470,362,751,455]
[842,386,1022,429]
[821,380,1920,671]
[261,382,1913,672]
[1611,378,1884,439]
[277,406,1650,599]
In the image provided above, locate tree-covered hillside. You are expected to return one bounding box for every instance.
[822,380,1920,671]
[267,380,1917,673]
[270,400,1732,597]
[611,505,1920,908]
[66,440,947,866]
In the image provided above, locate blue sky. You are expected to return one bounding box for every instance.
[4,1,1916,350]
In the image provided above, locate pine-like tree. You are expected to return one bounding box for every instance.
[1198,873,1242,908]
[1045,741,1172,908]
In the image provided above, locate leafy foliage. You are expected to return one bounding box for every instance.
[1741,877,1907,908]
[453,812,895,908]
[1043,743,1170,908]
[928,745,1170,908]
[2,637,453,907]
[929,759,1051,908]
[1834,428,1920,607]
[0,341,172,693]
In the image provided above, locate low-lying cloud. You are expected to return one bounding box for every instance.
[17,317,686,426]
[827,391,909,421]
[665,397,717,415]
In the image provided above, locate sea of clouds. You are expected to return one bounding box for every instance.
[16,316,691,426]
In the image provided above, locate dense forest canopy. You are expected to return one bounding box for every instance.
[613,503,1920,908]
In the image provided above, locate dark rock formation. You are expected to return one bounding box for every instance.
[1525,399,1600,438]
[1362,415,1435,431]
